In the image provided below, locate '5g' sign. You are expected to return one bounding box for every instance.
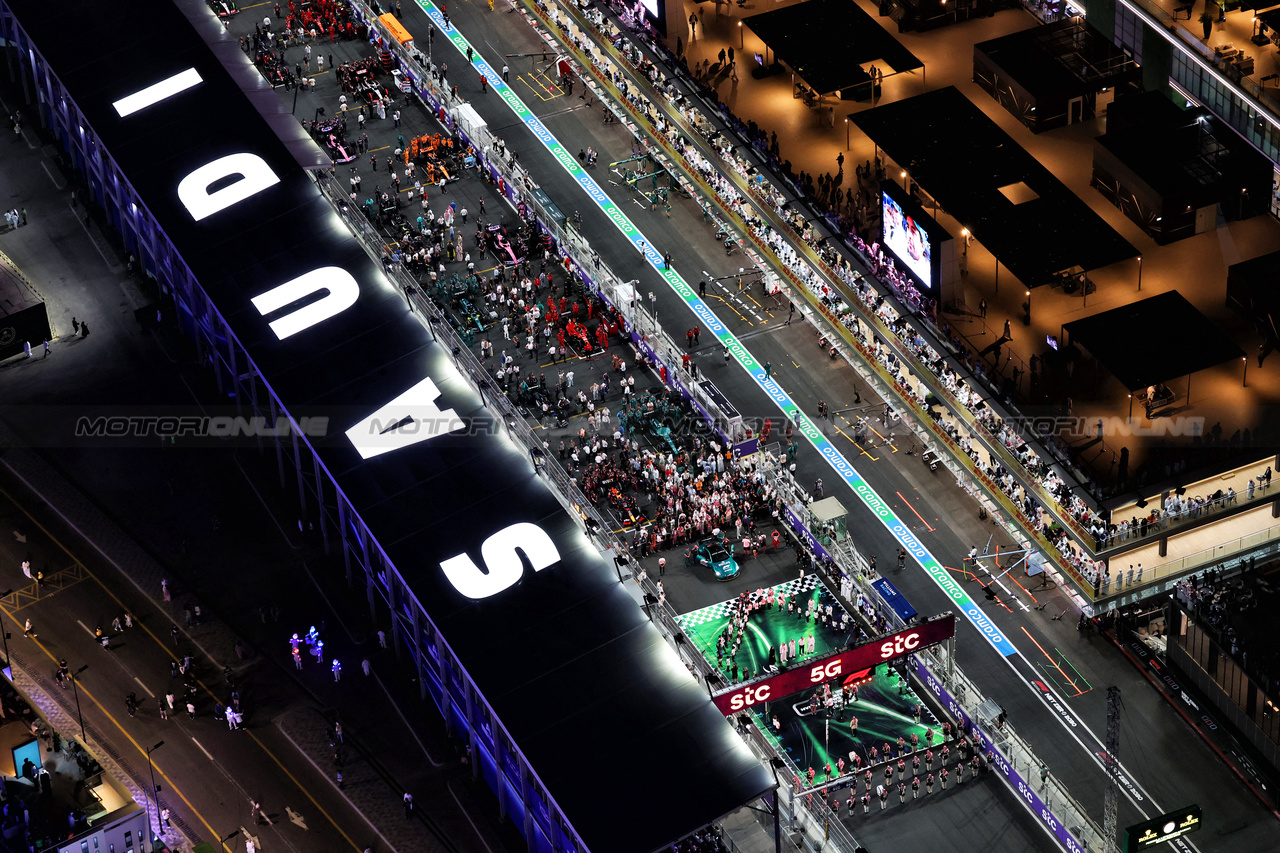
[809,660,843,683]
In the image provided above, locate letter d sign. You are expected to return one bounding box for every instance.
[178,153,280,221]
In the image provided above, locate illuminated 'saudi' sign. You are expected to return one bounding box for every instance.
[711,614,955,715]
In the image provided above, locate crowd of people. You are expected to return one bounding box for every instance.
[539,372,811,572]
[240,2,361,92]
[1176,565,1280,692]
[400,207,546,293]
[810,726,992,817]
[1095,465,1273,548]
[671,828,729,853]
[622,432,782,558]
[714,585,858,683]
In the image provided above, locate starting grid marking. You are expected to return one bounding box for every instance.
[418,0,1018,660]
[675,573,826,629]
[516,68,563,101]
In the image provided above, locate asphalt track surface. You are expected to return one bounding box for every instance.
[395,1,1280,850]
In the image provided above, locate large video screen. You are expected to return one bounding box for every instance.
[639,0,666,33]
[881,190,933,289]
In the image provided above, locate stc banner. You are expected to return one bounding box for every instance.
[712,615,955,715]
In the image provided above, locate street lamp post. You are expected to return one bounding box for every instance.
[649,292,657,334]
[1024,290,1031,326]
[70,664,88,743]
[1137,255,1143,292]
[145,741,165,845]
[221,828,241,853]
[738,21,744,49]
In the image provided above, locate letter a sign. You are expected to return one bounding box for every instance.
[345,377,464,459]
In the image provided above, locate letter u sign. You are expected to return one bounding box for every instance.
[439,523,561,599]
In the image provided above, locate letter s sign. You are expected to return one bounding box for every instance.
[439,523,561,599]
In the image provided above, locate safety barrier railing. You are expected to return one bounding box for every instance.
[1140,519,1280,584]
[916,655,1106,853]
[1098,479,1276,552]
